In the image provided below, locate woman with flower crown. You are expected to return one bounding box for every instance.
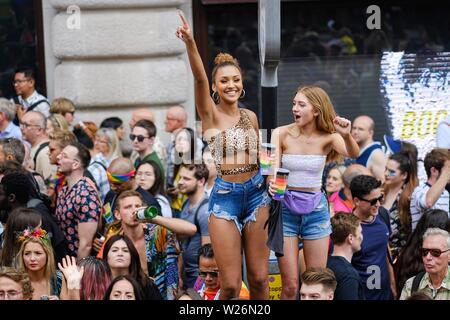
[16,227,66,300]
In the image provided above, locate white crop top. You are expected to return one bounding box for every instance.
[281,154,327,188]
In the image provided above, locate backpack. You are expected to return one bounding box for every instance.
[180,197,209,248]
[411,271,426,294]
[33,141,50,169]
[84,161,107,192]
[13,98,49,126]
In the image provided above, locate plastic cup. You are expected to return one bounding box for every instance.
[273,168,289,201]
[260,143,276,175]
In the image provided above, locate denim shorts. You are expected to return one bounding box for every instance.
[282,192,332,240]
[208,172,271,234]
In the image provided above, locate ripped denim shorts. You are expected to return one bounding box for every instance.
[282,193,331,240]
[208,172,271,234]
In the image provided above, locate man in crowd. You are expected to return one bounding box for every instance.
[131,119,164,176]
[193,243,249,300]
[327,212,365,300]
[410,149,450,231]
[55,142,101,259]
[177,164,210,288]
[299,268,337,300]
[20,111,56,181]
[350,174,394,300]
[0,267,33,300]
[351,115,386,182]
[0,171,68,263]
[112,190,196,299]
[0,98,22,140]
[400,228,450,300]
[12,67,50,123]
[129,107,167,163]
[0,138,25,164]
[165,105,187,187]
[329,163,372,215]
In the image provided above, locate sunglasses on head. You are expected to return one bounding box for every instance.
[198,270,219,278]
[421,248,450,258]
[359,195,383,206]
[129,134,148,142]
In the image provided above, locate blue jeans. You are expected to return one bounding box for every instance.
[282,193,331,240]
[208,172,271,234]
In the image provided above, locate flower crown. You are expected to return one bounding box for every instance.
[17,227,51,246]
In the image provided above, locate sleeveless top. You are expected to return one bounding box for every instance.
[356,142,382,167]
[281,154,327,188]
[207,109,259,176]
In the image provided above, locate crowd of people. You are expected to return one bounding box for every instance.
[0,12,449,301]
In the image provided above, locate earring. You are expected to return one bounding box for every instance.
[239,89,246,99]
[212,91,220,104]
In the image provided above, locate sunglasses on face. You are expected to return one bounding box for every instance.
[198,270,219,278]
[359,195,383,206]
[421,248,450,258]
[129,134,148,142]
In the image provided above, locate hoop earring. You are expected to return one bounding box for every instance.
[212,91,220,104]
[239,89,246,99]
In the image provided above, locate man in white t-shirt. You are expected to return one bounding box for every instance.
[410,148,450,231]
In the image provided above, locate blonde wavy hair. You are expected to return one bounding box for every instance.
[17,237,55,281]
[290,85,341,162]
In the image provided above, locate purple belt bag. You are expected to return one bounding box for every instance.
[283,190,323,215]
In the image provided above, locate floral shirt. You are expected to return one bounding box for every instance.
[55,177,101,256]
[143,223,179,300]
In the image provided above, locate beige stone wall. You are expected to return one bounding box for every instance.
[43,0,194,144]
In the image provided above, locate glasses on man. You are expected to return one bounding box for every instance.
[198,270,219,278]
[12,79,30,85]
[0,290,22,300]
[359,195,384,206]
[19,123,41,129]
[421,248,450,258]
[129,134,148,142]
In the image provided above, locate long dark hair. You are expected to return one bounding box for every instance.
[385,151,419,233]
[102,234,160,299]
[0,208,41,267]
[103,274,145,300]
[395,209,450,292]
[174,127,197,178]
[136,160,166,197]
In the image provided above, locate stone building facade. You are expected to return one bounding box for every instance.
[43,0,194,143]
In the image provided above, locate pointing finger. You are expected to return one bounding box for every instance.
[178,10,189,28]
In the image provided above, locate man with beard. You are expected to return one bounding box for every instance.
[177,164,210,289]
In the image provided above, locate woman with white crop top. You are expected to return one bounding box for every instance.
[269,85,360,300]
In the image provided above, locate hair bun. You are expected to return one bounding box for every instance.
[214,53,239,66]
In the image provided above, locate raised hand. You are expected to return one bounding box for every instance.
[58,255,84,290]
[333,116,351,136]
[176,11,193,43]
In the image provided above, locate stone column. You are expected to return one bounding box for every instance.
[46,0,193,143]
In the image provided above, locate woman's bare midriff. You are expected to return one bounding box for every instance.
[287,186,321,193]
[220,169,259,183]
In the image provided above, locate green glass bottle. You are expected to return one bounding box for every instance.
[135,206,159,220]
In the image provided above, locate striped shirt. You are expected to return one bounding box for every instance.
[410,183,449,231]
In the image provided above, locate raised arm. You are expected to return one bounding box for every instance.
[331,117,360,158]
[176,11,215,123]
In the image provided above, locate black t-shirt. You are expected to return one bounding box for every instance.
[327,255,365,300]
